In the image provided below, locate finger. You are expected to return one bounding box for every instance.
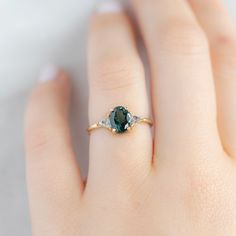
[187,0,236,158]
[87,2,153,191]
[132,0,222,163]
[25,66,83,235]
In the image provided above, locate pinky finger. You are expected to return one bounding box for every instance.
[25,66,83,235]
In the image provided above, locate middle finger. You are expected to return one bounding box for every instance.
[132,0,222,164]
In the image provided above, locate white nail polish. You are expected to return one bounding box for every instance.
[96,1,123,14]
[39,65,59,83]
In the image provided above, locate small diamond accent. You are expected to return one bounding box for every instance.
[99,118,111,128]
[129,115,141,126]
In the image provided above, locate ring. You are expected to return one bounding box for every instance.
[87,106,153,134]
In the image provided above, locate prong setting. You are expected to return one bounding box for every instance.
[127,127,132,132]
[111,129,117,134]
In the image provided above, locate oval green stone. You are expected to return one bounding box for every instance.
[109,106,132,133]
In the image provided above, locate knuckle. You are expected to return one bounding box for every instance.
[213,35,236,76]
[91,56,144,92]
[26,121,64,156]
[158,20,208,54]
[214,33,236,52]
[211,36,236,79]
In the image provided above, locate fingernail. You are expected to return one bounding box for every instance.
[96,1,123,14]
[39,65,59,83]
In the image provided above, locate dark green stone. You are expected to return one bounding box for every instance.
[109,106,132,133]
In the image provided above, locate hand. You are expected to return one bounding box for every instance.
[25,0,236,235]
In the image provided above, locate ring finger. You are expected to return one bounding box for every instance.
[132,0,223,166]
[86,2,153,193]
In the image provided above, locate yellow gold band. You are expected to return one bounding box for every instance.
[87,118,153,134]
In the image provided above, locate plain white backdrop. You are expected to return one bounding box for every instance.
[0,0,235,235]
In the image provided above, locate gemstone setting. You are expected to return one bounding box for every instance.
[109,106,133,133]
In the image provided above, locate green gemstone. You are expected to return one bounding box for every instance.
[109,106,132,133]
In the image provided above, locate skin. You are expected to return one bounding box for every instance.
[25,0,236,235]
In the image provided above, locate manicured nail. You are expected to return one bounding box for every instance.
[39,65,59,83]
[96,1,123,14]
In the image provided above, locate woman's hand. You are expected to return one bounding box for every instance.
[25,0,236,235]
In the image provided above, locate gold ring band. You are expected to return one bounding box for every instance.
[87,106,153,134]
[87,118,153,133]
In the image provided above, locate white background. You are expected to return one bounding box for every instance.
[0,0,235,235]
